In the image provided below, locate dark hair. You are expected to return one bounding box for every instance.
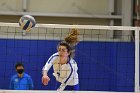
[15,62,24,69]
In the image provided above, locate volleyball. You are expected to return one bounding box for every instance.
[19,15,36,32]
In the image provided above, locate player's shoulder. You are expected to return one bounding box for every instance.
[52,52,59,57]
[70,58,77,64]
[49,52,59,60]
[69,59,78,69]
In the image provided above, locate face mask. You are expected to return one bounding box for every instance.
[17,69,24,74]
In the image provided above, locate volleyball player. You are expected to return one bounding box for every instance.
[42,29,79,91]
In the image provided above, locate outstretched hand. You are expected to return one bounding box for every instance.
[42,75,50,85]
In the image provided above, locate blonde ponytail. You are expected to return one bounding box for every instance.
[64,29,79,47]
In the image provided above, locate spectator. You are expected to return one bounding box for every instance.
[9,62,34,90]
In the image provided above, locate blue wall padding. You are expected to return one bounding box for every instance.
[0,39,135,92]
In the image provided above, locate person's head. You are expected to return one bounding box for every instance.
[15,62,24,74]
[57,29,79,58]
[57,41,73,58]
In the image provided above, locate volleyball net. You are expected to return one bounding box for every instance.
[0,22,139,93]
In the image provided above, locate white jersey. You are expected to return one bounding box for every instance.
[43,52,79,90]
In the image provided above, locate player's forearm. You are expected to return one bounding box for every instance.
[42,63,52,75]
[42,70,48,76]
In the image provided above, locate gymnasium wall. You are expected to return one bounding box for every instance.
[0,39,134,92]
[0,0,121,25]
[0,0,109,14]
